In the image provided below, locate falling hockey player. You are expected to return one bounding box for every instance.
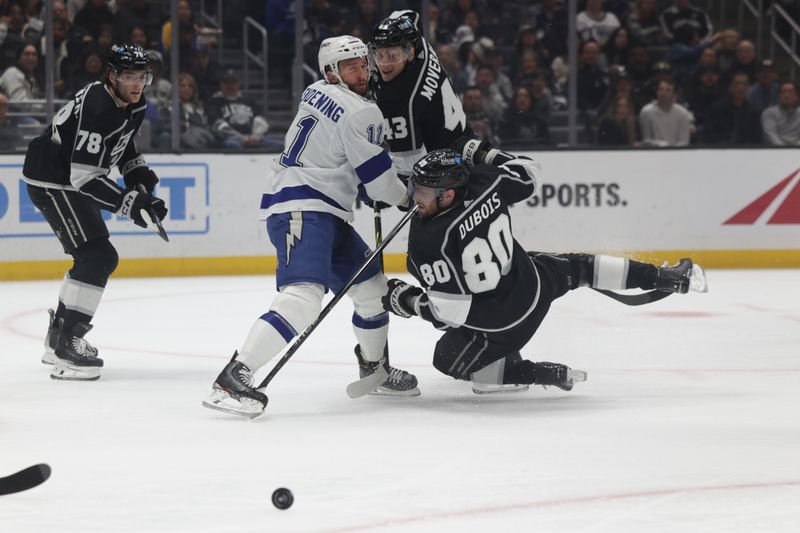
[22,43,168,381]
[382,146,708,393]
[203,36,418,418]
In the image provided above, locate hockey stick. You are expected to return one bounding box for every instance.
[0,464,51,496]
[256,205,418,392]
[374,205,384,270]
[136,185,169,242]
[592,288,673,306]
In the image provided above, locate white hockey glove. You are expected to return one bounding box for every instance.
[499,158,542,188]
[382,279,423,318]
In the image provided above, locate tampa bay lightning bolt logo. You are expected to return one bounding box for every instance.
[285,214,303,266]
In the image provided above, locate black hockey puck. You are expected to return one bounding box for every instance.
[272,487,293,510]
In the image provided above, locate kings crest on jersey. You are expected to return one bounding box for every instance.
[23,81,147,193]
[407,164,539,332]
[259,78,399,222]
[371,12,468,175]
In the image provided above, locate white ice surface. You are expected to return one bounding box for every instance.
[1,270,799,532]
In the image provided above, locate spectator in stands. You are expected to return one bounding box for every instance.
[349,0,380,41]
[514,25,545,70]
[714,28,740,75]
[207,69,281,151]
[639,78,692,146]
[627,0,667,47]
[63,46,103,99]
[665,26,718,88]
[96,23,113,53]
[436,43,469,95]
[603,27,632,76]
[625,41,652,88]
[190,41,223,103]
[52,1,70,26]
[748,59,779,114]
[41,17,70,96]
[112,0,160,45]
[577,0,620,47]
[597,94,639,146]
[726,40,757,85]
[474,64,507,125]
[0,1,29,71]
[73,0,113,40]
[177,72,215,150]
[637,61,674,110]
[128,25,151,51]
[462,85,498,146]
[0,42,41,102]
[0,91,21,151]
[704,72,761,145]
[529,71,554,121]
[426,3,451,45]
[686,65,723,134]
[660,0,713,43]
[598,67,638,117]
[577,40,609,111]
[761,81,800,146]
[532,0,568,60]
[484,48,512,102]
[161,0,196,51]
[512,48,542,88]
[498,85,551,147]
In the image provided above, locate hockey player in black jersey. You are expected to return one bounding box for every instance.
[382,147,708,394]
[369,10,470,175]
[22,43,168,381]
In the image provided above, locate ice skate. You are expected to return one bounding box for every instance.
[533,362,587,392]
[42,309,99,365]
[655,258,708,294]
[202,357,268,418]
[355,345,420,397]
[50,319,104,381]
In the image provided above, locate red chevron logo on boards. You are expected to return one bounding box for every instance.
[724,167,800,225]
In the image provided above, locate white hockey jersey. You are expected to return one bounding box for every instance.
[259,80,407,222]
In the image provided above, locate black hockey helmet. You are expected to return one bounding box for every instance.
[411,149,470,191]
[106,43,150,72]
[370,12,420,49]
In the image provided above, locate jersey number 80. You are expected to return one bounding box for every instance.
[419,214,513,294]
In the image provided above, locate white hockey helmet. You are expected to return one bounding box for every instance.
[318,35,368,82]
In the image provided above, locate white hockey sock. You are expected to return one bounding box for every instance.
[237,283,324,372]
[470,357,506,384]
[352,312,389,362]
[592,255,630,290]
[58,273,104,318]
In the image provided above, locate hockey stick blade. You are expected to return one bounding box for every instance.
[592,288,673,306]
[0,464,51,496]
[346,364,389,399]
[136,185,169,242]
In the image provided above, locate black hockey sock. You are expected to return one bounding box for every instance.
[625,261,660,290]
[55,303,93,331]
[502,359,537,385]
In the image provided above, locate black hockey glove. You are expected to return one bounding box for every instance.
[451,136,489,166]
[123,166,159,193]
[118,189,168,229]
[382,279,423,318]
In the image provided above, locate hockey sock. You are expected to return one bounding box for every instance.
[352,312,389,362]
[56,274,104,330]
[237,312,295,371]
[591,255,661,290]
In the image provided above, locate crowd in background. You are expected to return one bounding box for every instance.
[2,0,800,152]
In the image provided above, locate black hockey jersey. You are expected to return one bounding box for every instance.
[374,37,469,175]
[23,81,147,211]
[406,164,539,332]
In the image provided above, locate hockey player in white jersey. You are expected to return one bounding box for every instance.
[203,36,418,418]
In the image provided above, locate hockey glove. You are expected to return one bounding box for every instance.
[382,279,423,318]
[451,136,489,166]
[118,189,168,228]
[123,166,159,193]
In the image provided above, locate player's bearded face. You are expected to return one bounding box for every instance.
[338,57,369,96]
[372,46,411,82]
[410,184,442,219]
[113,70,150,103]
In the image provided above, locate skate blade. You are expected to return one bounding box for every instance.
[567,369,588,386]
[689,264,709,293]
[50,359,101,381]
[368,385,421,397]
[472,384,530,395]
[202,389,265,419]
